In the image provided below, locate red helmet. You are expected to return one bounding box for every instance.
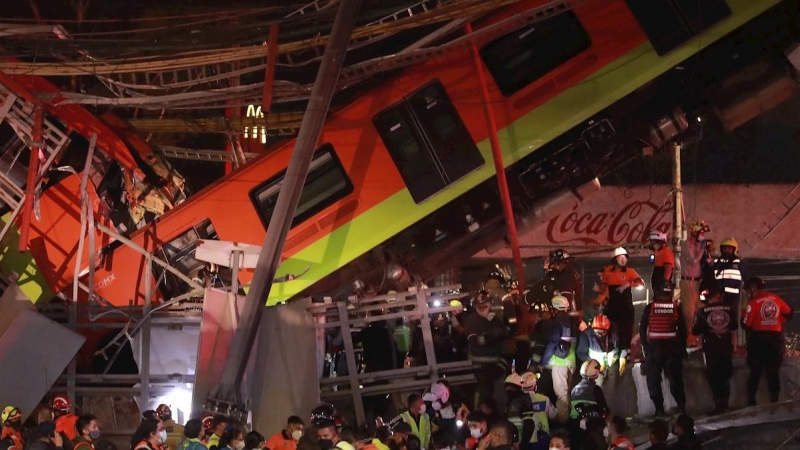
[51,395,72,413]
[201,414,214,431]
[156,404,172,420]
[591,314,611,331]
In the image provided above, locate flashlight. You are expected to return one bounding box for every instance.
[456,420,464,428]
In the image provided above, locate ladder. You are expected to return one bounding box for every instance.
[159,146,258,163]
[0,82,71,243]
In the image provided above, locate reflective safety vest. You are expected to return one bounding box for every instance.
[400,411,431,450]
[647,301,679,340]
[529,393,554,436]
[714,258,743,295]
[569,378,603,420]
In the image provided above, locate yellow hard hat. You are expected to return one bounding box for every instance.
[449,299,463,308]
[2,406,20,423]
[720,238,738,252]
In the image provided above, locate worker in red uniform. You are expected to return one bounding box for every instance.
[52,395,79,450]
[640,281,687,416]
[595,247,645,354]
[0,407,23,450]
[648,230,674,290]
[742,276,793,405]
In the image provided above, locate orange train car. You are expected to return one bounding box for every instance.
[18,0,790,307]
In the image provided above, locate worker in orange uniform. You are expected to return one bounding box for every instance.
[51,395,78,450]
[265,416,305,450]
[648,230,674,290]
[0,407,24,450]
[595,248,645,355]
[681,221,711,348]
[742,277,793,405]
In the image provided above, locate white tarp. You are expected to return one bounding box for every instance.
[475,183,800,259]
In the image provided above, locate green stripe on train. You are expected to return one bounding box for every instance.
[0,213,54,303]
[267,0,780,305]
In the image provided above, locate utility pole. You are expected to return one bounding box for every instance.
[205,0,363,420]
[672,142,683,293]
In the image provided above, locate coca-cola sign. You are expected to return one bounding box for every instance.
[546,198,673,246]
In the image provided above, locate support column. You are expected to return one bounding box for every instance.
[672,143,683,287]
[337,302,366,424]
[209,0,363,419]
[416,289,439,382]
[467,23,530,331]
[262,24,279,112]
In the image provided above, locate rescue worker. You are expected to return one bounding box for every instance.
[576,314,626,388]
[206,415,228,450]
[546,249,584,323]
[503,374,537,449]
[51,395,78,449]
[520,371,556,448]
[595,248,645,356]
[464,290,509,407]
[713,238,749,323]
[178,419,207,450]
[691,285,737,414]
[0,407,23,450]
[542,295,577,424]
[265,416,304,450]
[648,230,674,291]
[742,276,792,405]
[398,394,431,450]
[73,414,100,450]
[606,416,634,450]
[681,221,711,348]
[157,405,184,450]
[640,281,687,416]
[317,421,350,450]
[569,360,609,423]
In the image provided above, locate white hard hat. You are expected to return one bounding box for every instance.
[649,230,668,242]
[580,359,602,380]
[504,373,523,387]
[612,247,628,258]
[551,295,570,311]
[520,372,538,393]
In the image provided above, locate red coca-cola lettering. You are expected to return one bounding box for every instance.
[546,199,672,246]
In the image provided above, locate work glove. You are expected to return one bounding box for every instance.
[618,357,627,376]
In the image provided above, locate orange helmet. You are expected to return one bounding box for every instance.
[591,314,611,331]
[51,395,72,413]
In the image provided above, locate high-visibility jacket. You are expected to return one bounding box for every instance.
[569,378,608,420]
[529,392,555,437]
[577,327,624,371]
[72,437,96,450]
[646,301,680,340]
[543,314,576,368]
[206,434,221,450]
[400,411,431,450]
[743,290,792,332]
[713,257,746,295]
[178,438,207,450]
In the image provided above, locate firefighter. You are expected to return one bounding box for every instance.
[640,281,687,416]
[51,395,78,448]
[648,230,675,291]
[504,373,535,449]
[542,295,577,424]
[681,221,711,348]
[157,404,184,450]
[713,238,749,323]
[546,249,584,323]
[465,290,509,407]
[742,276,793,405]
[691,285,737,414]
[569,360,610,423]
[520,372,556,449]
[576,314,625,388]
[595,248,645,354]
[0,407,23,450]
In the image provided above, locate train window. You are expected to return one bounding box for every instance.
[249,143,353,230]
[480,11,592,97]
[374,79,484,204]
[153,218,235,300]
[625,0,730,56]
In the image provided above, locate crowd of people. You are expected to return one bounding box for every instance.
[0,222,793,450]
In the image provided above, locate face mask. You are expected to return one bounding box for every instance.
[235,443,245,450]
[470,428,483,439]
[418,404,426,414]
[89,430,101,440]
[319,440,334,449]
[432,401,442,411]
[291,431,302,441]
[159,430,168,443]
